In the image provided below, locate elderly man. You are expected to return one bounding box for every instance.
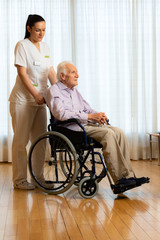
[44,61,149,190]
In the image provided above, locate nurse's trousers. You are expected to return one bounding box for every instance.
[85,123,135,184]
[10,102,47,185]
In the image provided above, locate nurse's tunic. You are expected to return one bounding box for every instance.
[9,39,52,106]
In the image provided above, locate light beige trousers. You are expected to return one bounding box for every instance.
[85,123,135,184]
[10,103,47,185]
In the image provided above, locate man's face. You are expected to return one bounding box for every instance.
[61,64,79,89]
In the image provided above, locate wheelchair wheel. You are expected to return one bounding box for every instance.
[78,177,99,199]
[28,131,78,195]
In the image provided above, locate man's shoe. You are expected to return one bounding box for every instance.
[129,177,150,186]
[112,178,137,194]
[117,178,137,187]
[112,177,150,194]
[14,180,35,190]
[32,178,54,189]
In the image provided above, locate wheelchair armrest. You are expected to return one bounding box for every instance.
[56,118,84,129]
[56,118,88,145]
[56,118,81,125]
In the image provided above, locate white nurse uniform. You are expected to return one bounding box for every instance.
[9,39,52,185]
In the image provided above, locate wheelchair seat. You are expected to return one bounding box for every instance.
[49,122,102,152]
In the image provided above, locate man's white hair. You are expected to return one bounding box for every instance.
[57,61,73,81]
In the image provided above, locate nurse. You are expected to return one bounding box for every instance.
[9,14,57,190]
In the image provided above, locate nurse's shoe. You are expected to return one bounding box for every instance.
[31,178,54,189]
[38,179,55,189]
[14,180,35,190]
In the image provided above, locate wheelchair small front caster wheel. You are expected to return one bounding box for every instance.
[78,177,99,199]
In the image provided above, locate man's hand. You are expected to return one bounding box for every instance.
[88,112,109,124]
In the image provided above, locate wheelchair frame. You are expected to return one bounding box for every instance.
[28,115,137,198]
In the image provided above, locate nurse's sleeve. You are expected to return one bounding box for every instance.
[14,42,27,68]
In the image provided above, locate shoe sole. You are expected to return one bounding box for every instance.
[14,187,35,190]
[14,185,36,190]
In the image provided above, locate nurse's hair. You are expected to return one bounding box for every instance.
[57,61,73,81]
[24,14,45,39]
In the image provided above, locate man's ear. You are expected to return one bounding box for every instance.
[60,72,65,81]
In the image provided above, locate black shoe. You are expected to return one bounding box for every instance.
[112,178,137,194]
[128,177,150,186]
[117,178,137,187]
[112,177,150,194]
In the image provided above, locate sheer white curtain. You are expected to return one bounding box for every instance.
[75,0,160,160]
[0,0,159,162]
[130,0,160,159]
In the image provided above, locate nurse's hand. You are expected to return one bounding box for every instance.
[34,93,45,105]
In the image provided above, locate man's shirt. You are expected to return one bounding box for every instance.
[44,81,97,130]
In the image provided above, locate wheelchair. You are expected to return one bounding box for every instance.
[28,113,138,198]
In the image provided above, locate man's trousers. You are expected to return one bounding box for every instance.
[85,123,135,184]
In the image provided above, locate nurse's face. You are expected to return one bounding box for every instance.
[27,21,46,43]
